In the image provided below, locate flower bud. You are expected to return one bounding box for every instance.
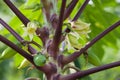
[67,32,82,49]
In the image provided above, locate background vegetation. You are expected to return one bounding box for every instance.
[0,0,120,80]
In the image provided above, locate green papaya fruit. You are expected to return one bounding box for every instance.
[33,53,46,66]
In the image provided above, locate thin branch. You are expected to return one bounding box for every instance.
[62,20,120,66]
[72,0,90,21]
[64,0,79,20]
[0,35,52,73]
[50,14,58,29]
[54,0,67,41]
[0,18,36,54]
[60,61,120,80]
[36,27,49,46]
[41,0,52,21]
[3,0,30,26]
[28,45,37,54]
[0,18,23,42]
[21,40,42,48]
[62,65,80,73]
[0,35,33,63]
[51,0,67,59]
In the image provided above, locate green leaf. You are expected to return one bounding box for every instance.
[18,59,30,69]
[82,2,120,60]
[88,51,102,66]
[0,43,22,61]
[13,54,24,67]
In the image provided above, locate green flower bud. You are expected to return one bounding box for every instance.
[67,32,82,49]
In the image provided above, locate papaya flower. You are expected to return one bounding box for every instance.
[23,21,40,41]
[65,20,91,51]
[70,20,91,38]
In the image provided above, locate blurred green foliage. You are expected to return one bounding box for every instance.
[0,0,120,80]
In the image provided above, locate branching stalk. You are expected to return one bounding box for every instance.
[36,27,49,46]
[60,61,120,80]
[0,35,33,62]
[64,0,79,20]
[0,18,23,42]
[62,65,80,73]
[1,0,120,80]
[0,18,36,54]
[62,20,120,66]
[51,0,67,59]
[72,0,90,21]
[41,0,52,21]
[4,0,30,26]
[0,35,53,73]
[21,40,42,48]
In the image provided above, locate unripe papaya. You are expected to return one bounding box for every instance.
[33,53,46,66]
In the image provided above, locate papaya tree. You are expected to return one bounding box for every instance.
[0,0,120,80]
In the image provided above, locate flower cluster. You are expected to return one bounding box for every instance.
[66,20,91,52]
